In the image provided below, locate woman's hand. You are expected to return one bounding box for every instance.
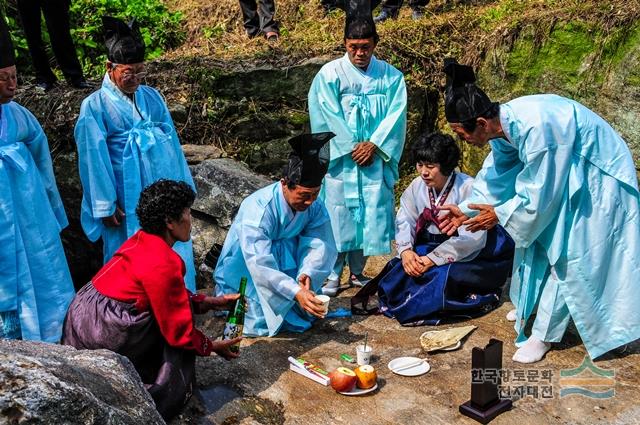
[401,250,427,277]
[211,337,242,360]
[418,255,435,273]
[202,294,241,312]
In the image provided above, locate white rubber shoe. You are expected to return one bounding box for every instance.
[321,279,340,297]
[506,309,517,322]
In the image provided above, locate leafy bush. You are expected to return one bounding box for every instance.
[2,0,184,78]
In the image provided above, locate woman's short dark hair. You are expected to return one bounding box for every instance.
[461,103,500,132]
[411,132,461,176]
[136,179,196,235]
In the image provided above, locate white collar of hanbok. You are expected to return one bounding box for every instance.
[277,182,296,222]
[102,73,137,107]
[341,53,378,76]
[102,73,146,121]
[429,172,455,205]
[498,103,515,145]
[0,103,6,143]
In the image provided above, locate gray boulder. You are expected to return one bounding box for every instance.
[0,339,164,425]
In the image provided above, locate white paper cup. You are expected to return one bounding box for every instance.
[315,294,330,315]
[356,344,373,365]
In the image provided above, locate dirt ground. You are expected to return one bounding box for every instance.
[171,256,640,425]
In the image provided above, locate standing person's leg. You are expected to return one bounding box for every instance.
[17,0,57,87]
[374,0,403,22]
[513,269,571,364]
[41,0,86,87]
[258,0,279,39]
[347,249,369,287]
[408,0,428,18]
[322,252,347,296]
[238,0,261,38]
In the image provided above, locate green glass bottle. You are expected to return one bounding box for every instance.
[222,276,247,353]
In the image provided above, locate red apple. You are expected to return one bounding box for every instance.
[329,367,357,392]
[354,365,377,389]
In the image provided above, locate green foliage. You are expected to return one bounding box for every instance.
[2,0,184,78]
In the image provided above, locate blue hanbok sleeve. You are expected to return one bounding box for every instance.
[74,97,118,240]
[459,139,522,217]
[296,205,338,290]
[368,74,407,168]
[21,108,68,230]
[237,212,301,301]
[153,89,195,191]
[491,126,575,248]
[308,70,357,160]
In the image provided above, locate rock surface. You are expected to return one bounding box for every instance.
[0,339,164,425]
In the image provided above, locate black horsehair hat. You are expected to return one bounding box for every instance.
[344,0,378,41]
[286,132,334,188]
[443,58,498,123]
[102,16,145,64]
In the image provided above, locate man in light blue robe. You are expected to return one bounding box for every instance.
[0,21,74,342]
[74,17,196,290]
[308,14,407,295]
[439,60,640,363]
[214,133,338,337]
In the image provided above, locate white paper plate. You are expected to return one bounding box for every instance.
[337,382,378,396]
[388,357,430,376]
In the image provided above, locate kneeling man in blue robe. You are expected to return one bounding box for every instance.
[214,133,338,337]
[74,17,196,290]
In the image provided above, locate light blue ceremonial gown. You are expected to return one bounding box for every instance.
[75,74,196,291]
[308,54,407,256]
[0,101,75,342]
[214,182,338,337]
[459,94,640,358]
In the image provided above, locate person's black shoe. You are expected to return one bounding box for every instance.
[70,79,93,89]
[374,9,397,23]
[35,81,57,92]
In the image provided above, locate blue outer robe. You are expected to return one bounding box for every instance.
[308,54,407,256]
[459,94,640,358]
[0,101,75,342]
[75,74,196,291]
[214,182,338,337]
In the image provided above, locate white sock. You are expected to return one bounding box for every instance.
[506,309,517,322]
[512,337,551,364]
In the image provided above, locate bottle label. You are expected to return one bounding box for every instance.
[223,322,243,352]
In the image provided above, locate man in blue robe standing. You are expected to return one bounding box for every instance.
[439,59,640,363]
[308,2,407,296]
[214,133,338,337]
[74,17,197,291]
[0,17,74,342]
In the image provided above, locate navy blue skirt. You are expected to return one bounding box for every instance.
[357,226,514,326]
